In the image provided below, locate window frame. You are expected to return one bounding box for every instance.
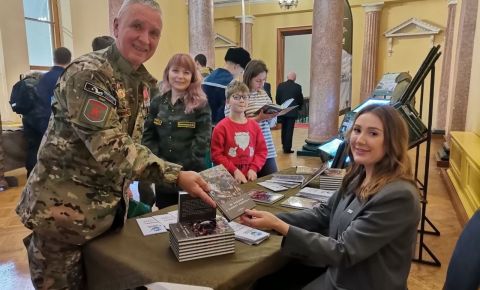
[25,0,61,70]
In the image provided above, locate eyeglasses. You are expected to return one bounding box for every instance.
[232,95,249,101]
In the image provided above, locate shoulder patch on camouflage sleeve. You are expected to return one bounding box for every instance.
[78,98,111,128]
[84,81,117,107]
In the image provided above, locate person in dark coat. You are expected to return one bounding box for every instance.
[202,47,251,124]
[275,72,303,153]
[23,47,71,176]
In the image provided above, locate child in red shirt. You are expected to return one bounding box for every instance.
[211,81,267,183]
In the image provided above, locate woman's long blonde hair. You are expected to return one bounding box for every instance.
[339,104,416,200]
[161,53,207,114]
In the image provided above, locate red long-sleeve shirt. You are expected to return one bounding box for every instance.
[211,117,267,176]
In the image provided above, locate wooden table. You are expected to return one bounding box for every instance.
[83,169,309,290]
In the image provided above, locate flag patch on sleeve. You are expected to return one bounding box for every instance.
[79,98,110,127]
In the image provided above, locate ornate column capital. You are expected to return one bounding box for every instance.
[447,0,458,5]
[235,15,255,24]
[362,2,384,13]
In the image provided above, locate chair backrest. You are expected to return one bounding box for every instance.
[443,210,480,290]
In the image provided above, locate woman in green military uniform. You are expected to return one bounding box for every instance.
[140,53,211,208]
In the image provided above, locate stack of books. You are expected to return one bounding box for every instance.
[296,187,335,204]
[169,216,235,262]
[169,191,235,262]
[257,174,305,191]
[228,221,270,245]
[280,196,320,210]
[318,169,346,191]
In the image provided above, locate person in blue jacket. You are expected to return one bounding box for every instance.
[24,47,71,176]
[202,47,250,125]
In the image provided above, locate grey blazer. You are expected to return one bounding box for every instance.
[278,179,420,290]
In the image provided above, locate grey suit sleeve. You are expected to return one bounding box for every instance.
[281,184,420,268]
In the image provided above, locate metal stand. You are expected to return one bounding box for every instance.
[406,46,442,267]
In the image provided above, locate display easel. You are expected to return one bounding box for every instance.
[402,45,442,267]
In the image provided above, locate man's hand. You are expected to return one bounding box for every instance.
[177,171,216,208]
[240,209,289,236]
[234,169,248,184]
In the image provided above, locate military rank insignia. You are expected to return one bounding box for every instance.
[153,118,162,126]
[177,121,196,128]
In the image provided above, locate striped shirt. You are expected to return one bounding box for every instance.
[225,89,277,159]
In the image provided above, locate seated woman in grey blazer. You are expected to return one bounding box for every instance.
[241,104,421,290]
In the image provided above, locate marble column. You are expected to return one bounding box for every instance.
[235,15,255,53]
[359,2,383,102]
[447,0,478,134]
[188,0,215,68]
[108,0,122,36]
[308,0,344,143]
[435,0,457,132]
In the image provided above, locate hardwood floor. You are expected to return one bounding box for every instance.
[0,127,462,290]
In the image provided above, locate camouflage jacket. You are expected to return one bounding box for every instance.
[142,90,211,172]
[16,44,182,245]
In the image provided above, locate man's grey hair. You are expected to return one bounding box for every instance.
[117,0,162,18]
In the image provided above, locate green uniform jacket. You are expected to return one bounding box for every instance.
[16,45,182,245]
[142,90,211,172]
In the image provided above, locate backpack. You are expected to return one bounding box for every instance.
[9,76,40,114]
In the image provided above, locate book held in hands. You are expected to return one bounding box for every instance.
[255,98,298,116]
[200,165,256,221]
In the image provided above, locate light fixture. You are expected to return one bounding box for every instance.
[278,0,299,9]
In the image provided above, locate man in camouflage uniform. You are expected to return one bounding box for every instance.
[16,1,215,289]
[0,112,8,191]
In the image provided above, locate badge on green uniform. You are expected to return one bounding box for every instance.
[177,121,196,128]
[153,118,162,125]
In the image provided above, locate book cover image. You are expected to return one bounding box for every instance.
[296,166,318,175]
[170,216,234,242]
[323,168,347,178]
[200,165,256,221]
[247,189,284,204]
[280,196,320,210]
[300,163,328,189]
[178,191,216,223]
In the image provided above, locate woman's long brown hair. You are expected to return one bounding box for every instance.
[339,104,416,200]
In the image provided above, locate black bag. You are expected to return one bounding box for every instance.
[9,76,39,114]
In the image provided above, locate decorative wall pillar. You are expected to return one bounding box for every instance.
[235,15,255,53]
[447,0,478,134]
[308,0,344,143]
[108,0,122,36]
[188,0,215,68]
[359,2,383,102]
[435,0,457,132]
